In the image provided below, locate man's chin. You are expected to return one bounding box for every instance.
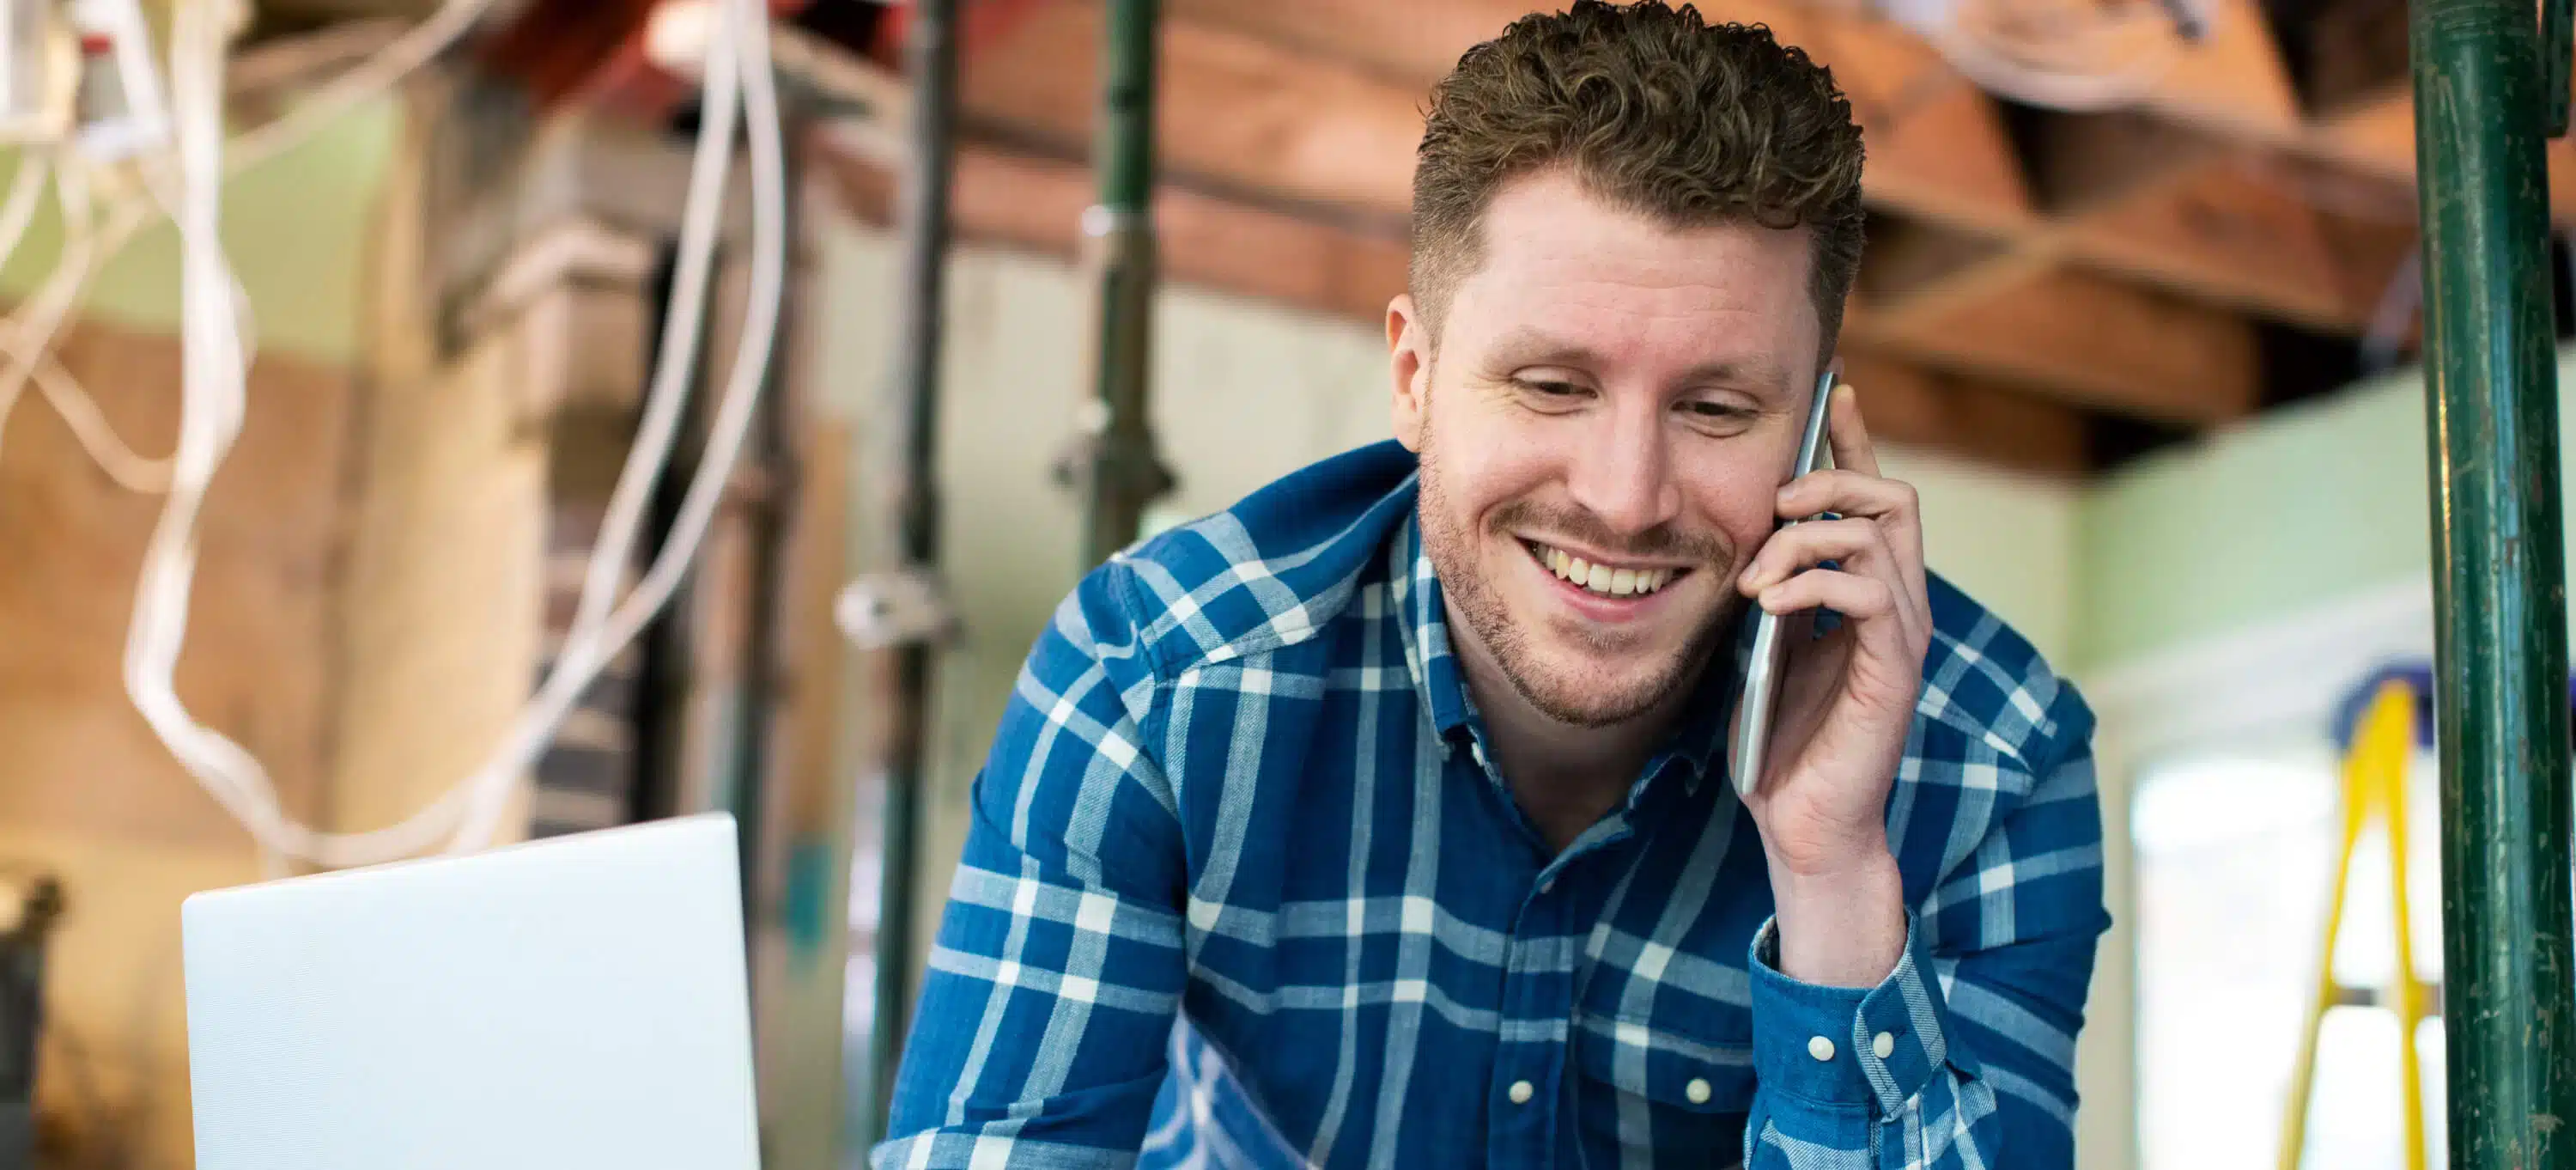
[1497,652,1697,729]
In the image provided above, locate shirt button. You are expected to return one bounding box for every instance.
[1508,1079,1534,1105]
[1872,1031,1897,1059]
[1686,1077,1712,1105]
[1807,1035,1836,1062]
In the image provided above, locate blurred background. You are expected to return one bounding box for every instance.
[0,0,2555,1167]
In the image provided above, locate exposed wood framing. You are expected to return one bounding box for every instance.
[1864,265,2261,423]
[814,136,2088,475]
[1151,0,2037,235]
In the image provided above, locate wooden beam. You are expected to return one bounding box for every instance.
[1860,265,2261,424]
[815,137,2086,473]
[1836,352,2089,478]
[1857,219,2052,324]
[821,136,1413,324]
[2135,0,2305,143]
[964,0,1423,223]
[1878,113,2381,332]
[2053,155,2367,329]
[1096,0,2038,236]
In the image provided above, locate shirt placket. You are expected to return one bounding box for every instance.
[1465,734,1652,1169]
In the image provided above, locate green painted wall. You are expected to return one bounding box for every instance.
[0,100,397,364]
[2076,349,2576,671]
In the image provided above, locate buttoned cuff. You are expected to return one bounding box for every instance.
[1746,908,1962,1120]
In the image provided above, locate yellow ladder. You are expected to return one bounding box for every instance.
[2278,678,2434,1170]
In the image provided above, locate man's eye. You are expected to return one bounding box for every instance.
[1682,401,1753,420]
[1517,378,1584,398]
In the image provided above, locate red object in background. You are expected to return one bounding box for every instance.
[480,0,1054,125]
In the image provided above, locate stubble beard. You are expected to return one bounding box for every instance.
[1415,428,1740,731]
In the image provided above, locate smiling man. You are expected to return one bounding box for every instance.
[874,3,2110,1167]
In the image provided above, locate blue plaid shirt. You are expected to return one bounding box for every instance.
[878,441,2109,1169]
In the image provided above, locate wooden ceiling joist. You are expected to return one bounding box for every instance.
[966,0,1423,225]
[2132,0,2305,143]
[1148,0,2039,236]
[1833,353,2089,478]
[2024,113,2374,330]
[813,135,2087,474]
[1860,265,2260,424]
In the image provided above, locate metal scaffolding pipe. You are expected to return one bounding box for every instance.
[2409,0,2576,1161]
[860,0,961,1147]
[1077,0,1171,569]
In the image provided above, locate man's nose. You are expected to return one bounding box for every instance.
[1564,398,1681,537]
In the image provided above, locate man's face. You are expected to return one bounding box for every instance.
[1388,168,1825,729]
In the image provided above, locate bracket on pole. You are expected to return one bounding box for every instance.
[835,570,958,650]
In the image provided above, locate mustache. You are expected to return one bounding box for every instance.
[1488,499,1730,564]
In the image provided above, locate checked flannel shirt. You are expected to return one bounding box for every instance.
[877,440,2110,1169]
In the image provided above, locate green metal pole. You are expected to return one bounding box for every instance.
[858,0,960,1149]
[1077,0,1172,569]
[2411,0,2576,1163]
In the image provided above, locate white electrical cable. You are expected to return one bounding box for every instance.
[0,154,51,274]
[226,0,500,175]
[566,2,750,670]
[111,0,789,868]
[0,160,104,478]
[447,0,786,855]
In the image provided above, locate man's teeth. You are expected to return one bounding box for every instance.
[1535,544,1675,596]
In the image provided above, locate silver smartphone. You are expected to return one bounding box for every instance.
[1728,369,1838,798]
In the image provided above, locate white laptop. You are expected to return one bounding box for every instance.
[180,813,762,1170]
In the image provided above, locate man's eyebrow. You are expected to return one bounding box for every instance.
[1484,327,1606,369]
[1678,356,1795,397]
[1489,327,1797,395]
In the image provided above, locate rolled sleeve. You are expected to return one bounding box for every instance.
[1746,908,1961,1119]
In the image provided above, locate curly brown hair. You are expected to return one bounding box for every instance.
[1411,2,1867,364]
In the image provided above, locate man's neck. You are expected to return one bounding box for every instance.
[1443,602,1694,856]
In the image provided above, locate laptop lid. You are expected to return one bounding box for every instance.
[180,813,761,1170]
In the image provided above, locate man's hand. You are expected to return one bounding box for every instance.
[1732,382,1928,986]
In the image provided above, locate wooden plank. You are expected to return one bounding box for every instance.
[322,77,546,849]
[965,0,1423,222]
[2136,0,2304,142]
[1836,352,2089,478]
[1790,10,2038,235]
[0,316,351,850]
[1874,111,2376,333]
[1858,220,2045,320]
[818,137,2084,472]
[1054,0,2038,236]
[1864,265,2261,423]
[2057,157,2363,328]
[822,140,1413,325]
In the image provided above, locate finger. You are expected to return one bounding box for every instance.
[1777,468,1918,524]
[1757,570,1911,679]
[1777,467,1928,618]
[1756,570,1910,661]
[1825,382,1881,479]
[1741,520,1922,646]
[1738,517,1892,594]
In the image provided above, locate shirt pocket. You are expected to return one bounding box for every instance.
[1568,1002,1755,1162]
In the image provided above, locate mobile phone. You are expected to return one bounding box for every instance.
[1728,369,1838,798]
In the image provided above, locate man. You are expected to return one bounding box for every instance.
[876,3,2109,1167]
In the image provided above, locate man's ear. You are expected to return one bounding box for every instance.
[1388,293,1431,454]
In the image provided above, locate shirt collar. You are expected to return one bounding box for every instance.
[1389,501,1751,797]
[1389,506,1475,744]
